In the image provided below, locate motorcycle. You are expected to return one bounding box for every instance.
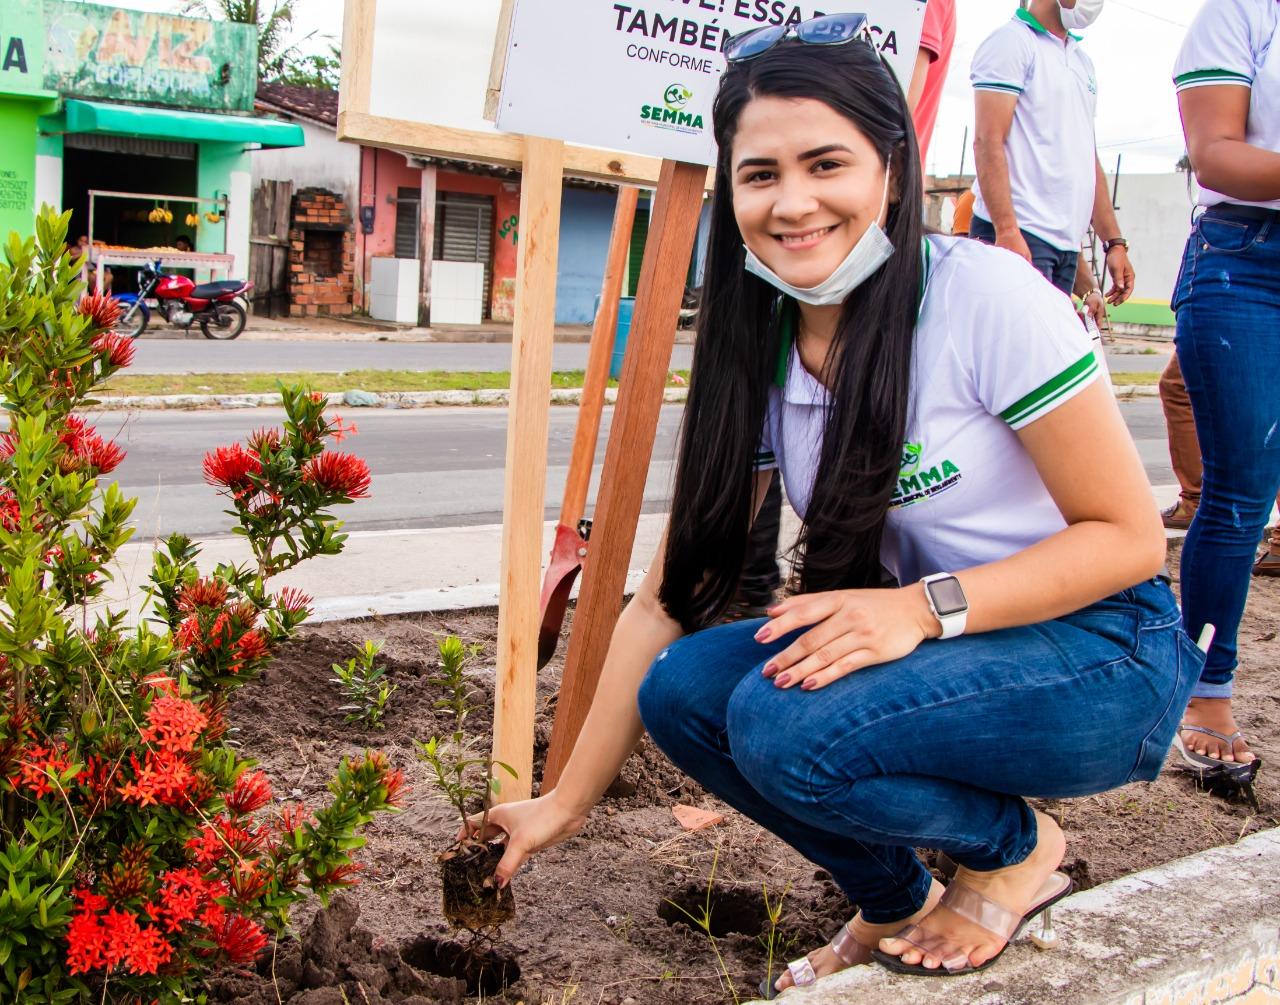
[677,285,700,330]
[112,261,253,340]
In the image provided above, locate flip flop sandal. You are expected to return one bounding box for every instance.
[758,919,867,998]
[1173,726,1262,784]
[1252,550,1280,578]
[870,872,1074,977]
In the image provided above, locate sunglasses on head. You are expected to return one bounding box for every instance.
[723,12,871,63]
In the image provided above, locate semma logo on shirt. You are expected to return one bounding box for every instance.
[892,442,962,508]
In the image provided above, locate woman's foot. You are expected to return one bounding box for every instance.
[1180,697,1256,763]
[770,880,944,994]
[877,810,1066,972]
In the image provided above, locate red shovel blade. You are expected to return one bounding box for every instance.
[538,523,587,669]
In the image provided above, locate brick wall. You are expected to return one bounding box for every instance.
[289,188,354,317]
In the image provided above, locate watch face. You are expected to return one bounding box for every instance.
[928,577,968,617]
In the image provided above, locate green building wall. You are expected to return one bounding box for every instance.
[0,99,43,241]
[196,141,251,274]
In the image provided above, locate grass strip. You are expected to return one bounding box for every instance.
[98,368,1156,397]
[99,369,690,397]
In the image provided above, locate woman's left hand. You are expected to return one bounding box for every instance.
[755,587,940,692]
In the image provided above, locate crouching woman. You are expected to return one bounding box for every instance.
[469,17,1201,992]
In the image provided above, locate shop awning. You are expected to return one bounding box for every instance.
[39,99,305,149]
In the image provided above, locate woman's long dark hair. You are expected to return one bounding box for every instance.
[659,37,925,632]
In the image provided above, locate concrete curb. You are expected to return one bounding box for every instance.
[89,387,691,411]
[90,385,1157,411]
[746,829,1280,1005]
[305,569,650,624]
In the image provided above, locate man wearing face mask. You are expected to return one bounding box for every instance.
[968,0,1134,322]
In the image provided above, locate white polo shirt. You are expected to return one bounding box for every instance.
[754,235,1101,586]
[1174,0,1280,212]
[970,9,1099,252]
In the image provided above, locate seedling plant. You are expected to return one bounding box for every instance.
[418,636,518,932]
[331,640,397,729]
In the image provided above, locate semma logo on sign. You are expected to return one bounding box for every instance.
[640,82,703,134]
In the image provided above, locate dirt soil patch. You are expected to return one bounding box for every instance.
[209,543,1278,1004]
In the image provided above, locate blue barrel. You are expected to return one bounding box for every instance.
[594,295,637,381]
[609,297,636,380]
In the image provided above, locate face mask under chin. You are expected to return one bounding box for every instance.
[742,169,896,307]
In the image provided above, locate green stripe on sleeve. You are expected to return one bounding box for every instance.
[1174,68,1253,90]
[1000,353,1100,427]
[973,82,1024,95]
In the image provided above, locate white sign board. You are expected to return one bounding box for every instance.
[497,1,926,165]
[367,0,504,134]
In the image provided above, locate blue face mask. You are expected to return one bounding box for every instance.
[743,169,895,306]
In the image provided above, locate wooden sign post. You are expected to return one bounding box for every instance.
[490,135,565,801]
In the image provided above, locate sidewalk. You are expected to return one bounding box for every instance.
[102,488,1188,627]
[146,313,697,345]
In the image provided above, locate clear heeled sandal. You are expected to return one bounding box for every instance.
[871,872,1074,977]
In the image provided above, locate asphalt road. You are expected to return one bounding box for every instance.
[125,339,1165,376]
[102,400,1175,538]
[127,340,697,375]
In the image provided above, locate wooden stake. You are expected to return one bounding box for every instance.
[562,185,639,526]
[534,185,640,669]
[542,160,705,789]
[491,136,565,803]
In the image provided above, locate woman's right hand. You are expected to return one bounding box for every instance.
[459,791,589,888]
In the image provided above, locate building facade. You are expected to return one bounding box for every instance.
[0,0,302,280]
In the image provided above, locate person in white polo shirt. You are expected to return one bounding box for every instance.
[968,0,1134,324]
[1165,0,1280,788]
[466,20,1200,987]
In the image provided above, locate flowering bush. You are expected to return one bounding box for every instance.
[0,209,402,1001]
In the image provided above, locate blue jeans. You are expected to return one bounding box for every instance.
[637,579,1200,923]
[970,215,1078,295]
[1172,206,1280,697]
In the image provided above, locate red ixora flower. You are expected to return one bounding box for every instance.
[177,577,229,613]
[227,769,272,815]
[233,629,268,661]
[329,415,358,443]
[210,912,269,964]
[247,426,282,454]
[0,489,20,532]
[275,586,313,616]
[139,694,208,752]
[59,415,125,475]
[303,451,371,499]
[76,292,124,331]
[91,330,136,369]
[65,899,174,976]
[202,444,262,490]
[148,867,214,934]
[17,740,77,798]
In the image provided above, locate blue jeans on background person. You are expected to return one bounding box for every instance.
[637,578,1199,923]
[1172,206,1280,698]
[969,214,1077,295]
